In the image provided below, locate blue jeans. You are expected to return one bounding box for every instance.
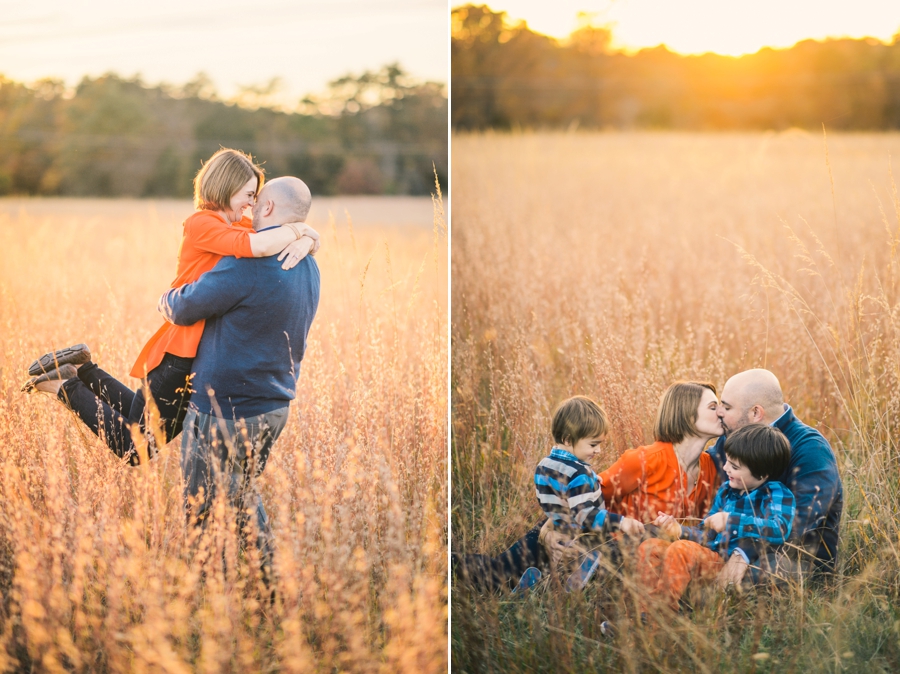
[180,405,289,573]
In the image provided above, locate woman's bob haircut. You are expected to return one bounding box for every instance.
[193,148,264,211]
[653,381,718,445]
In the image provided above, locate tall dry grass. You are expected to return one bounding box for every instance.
[0,195,447,672]
[451,131,900,671]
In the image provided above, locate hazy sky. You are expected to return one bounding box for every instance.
[1,0,448,106]
[477,0,900,56]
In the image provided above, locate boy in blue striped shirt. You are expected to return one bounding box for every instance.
[638,423,795,610]
[535,397,645,551]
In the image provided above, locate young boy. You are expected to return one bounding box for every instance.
[535,396,644,550]
[637,423,795,610]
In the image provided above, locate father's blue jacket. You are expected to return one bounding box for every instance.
[707,405,842,573]
[159,247,320,419]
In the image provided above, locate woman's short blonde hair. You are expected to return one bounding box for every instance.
[551,395,609,447]
[193,148,264,211]
[653,381,718,444]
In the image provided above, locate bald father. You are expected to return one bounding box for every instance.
[159,176,321,577]
[710,369,843,584]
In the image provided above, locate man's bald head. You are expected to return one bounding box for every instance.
[718,369,785,432]
[252,176,312,228]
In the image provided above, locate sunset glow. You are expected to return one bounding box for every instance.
[1,0,447,105]
[478,0,900,56]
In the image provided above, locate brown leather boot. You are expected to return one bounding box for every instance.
[21,364,79,393]
[27,343,92,376]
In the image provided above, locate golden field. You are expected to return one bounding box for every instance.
[452,131,900,671]
[0,195,447,672]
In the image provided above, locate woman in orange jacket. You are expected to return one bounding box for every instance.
[22,148,320,464]
[598,381,722,523]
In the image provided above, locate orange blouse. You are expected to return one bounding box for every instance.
[130,211,254,378]
[599,441,720,522]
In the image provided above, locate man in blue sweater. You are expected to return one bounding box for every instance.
[710,369,843,586]
[159,176,320,574]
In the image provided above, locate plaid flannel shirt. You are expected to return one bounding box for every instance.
[707,405,842,573]
[535,448,622,535]
[681,480,795,559]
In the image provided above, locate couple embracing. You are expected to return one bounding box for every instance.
[456,369,843,612]
[21,148,321,577]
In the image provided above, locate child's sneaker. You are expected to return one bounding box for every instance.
[512,567,542,594]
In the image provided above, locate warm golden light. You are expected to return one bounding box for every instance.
[1,0,447,104]
[478,0,900,56]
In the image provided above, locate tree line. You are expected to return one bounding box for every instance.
[452,5,900,131]
[0,64,447,197]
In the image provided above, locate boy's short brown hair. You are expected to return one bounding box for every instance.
[551,396,609,447]
[194,148,264,211]
[654,381,718,444]
[724,424,791,480]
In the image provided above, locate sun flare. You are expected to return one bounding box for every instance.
[478,0,900,56]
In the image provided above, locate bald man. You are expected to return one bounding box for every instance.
[159,176,320,578]
[710,369,843,585]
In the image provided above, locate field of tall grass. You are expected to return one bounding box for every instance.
[451,131,900,672]
[0,195,447,672]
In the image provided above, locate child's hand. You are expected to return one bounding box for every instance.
[538,520,581,567]
[652,512,682,539]
[619,517,645,537]
[703,511,729,533]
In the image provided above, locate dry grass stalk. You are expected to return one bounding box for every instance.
[0,195,447,673]
[452,131,900,671]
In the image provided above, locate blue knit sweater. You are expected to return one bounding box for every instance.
[159,245,320,419]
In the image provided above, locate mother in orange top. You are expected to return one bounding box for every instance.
[600,381,722,522]
[22,148,320,465]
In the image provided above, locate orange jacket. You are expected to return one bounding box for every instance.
[130,211,254,378]
[599,441,720,522]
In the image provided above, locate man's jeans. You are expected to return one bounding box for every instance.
[58,354,193,464]
[180,404,289,575]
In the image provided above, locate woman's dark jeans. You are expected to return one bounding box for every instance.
[58,353,193,465]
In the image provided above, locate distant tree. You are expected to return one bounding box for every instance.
[452,4,900,132]
[0,77,62,194]
[0,63,446,197]
[568,13,613,57]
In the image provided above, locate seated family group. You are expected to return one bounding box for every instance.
[456,369,843,611]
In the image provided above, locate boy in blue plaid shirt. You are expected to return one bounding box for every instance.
[637,423,795,610]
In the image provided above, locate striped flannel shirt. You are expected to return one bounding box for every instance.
[680,480,795,559]
[534,448,623,535]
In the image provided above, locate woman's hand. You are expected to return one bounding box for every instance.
[703,511,729,533]
[278,236,316,269]
[285,222,321,255]
[652,512,682,539]
[618,516,645,537]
